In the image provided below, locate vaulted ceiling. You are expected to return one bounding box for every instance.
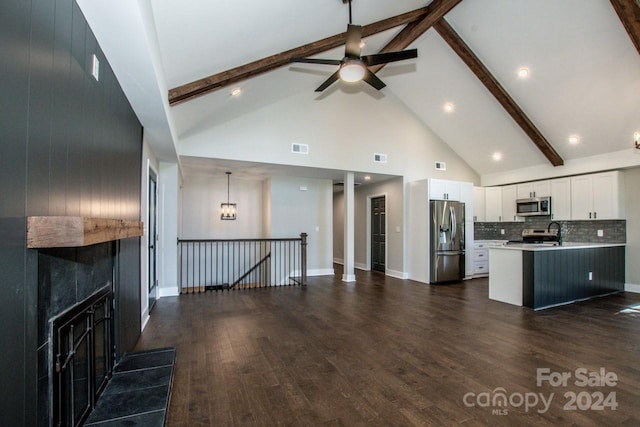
[79,0,640,180]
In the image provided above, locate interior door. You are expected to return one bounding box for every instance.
[371,196,386,272]
[148,169,158,313]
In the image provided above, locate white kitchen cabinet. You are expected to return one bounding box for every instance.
[516,180,551,199]
[550,178,571,220]
[570,171,623,220]
[473,187,485,222]
[465,220,474,278]
[472,241,491,277]
[501,185,524,222]
[459,183,473,221]
[485,187,502,222]
[429,179,461,201]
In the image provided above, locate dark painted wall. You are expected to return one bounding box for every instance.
[0,1,31,427]
[1,0,143,425]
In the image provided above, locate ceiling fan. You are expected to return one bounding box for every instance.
[291,0,418,92]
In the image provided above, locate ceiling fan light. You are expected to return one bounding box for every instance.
[339,61,365,82]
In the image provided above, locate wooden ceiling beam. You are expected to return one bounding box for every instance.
[369,0,463,73]
[169,7,435,105]
[610,0,640,55]
[433,18,564,167]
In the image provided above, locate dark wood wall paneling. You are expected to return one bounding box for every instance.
[523,247,625,309]
[1,1,143,425]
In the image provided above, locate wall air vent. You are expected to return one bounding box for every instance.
[291,143,309,154]
[435,161,446,171]
[373,153,387,163]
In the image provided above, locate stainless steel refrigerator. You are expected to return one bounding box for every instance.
[429,200,465,283]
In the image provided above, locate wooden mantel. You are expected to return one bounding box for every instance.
[27,216,143,249]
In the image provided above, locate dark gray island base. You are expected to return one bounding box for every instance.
[489,243,625,310]
[523,246,625,309]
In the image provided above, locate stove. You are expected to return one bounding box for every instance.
[521,228,560,244]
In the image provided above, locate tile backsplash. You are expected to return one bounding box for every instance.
[473,218,626,243]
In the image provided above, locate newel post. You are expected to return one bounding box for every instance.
[300,233,308,285]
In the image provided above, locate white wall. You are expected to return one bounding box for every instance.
[407,179,429,283]
[158,161,180,297]
[623,167,640,292]
[181,174,264,239]
[481,148,640,187]
[178,89,479,185]
[347,177,405,278]
[140,136,160,329]
[267,176,333,275]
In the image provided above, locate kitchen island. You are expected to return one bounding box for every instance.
[489,243,625,309]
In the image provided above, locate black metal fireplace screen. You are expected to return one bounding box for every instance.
[52,285,114,427]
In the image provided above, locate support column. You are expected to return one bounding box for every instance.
[342,172,356,282]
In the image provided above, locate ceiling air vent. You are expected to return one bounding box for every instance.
[435,161,446,171]
[373,153,387,163]
[291,143,309,154]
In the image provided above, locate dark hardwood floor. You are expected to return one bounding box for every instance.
[135,266,640,426]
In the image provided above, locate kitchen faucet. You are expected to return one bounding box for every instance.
[548,221,562,245]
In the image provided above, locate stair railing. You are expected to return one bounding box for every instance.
[177,233,307,293]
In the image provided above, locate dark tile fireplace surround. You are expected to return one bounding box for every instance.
[38,242,116,426]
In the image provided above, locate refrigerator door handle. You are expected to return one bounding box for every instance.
[450,206,456,244]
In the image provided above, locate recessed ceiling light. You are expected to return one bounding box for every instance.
[492,152,502,161]
[443,102,455,113]
[517,67,529,78]
[230,87,242,97]
[568,135,580,144]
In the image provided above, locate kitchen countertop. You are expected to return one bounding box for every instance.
[489,242,626,251]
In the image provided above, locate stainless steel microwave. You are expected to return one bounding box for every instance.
[516,197,551,216]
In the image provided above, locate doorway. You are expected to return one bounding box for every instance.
[148,168,158,313]
[371,196,386,272]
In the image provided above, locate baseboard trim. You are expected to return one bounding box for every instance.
[355,262,368,271]
[308,268,334,276]
[333,258,344,265]
[141,313,150,332]
[625,283,640,293]
[342,274,356,282]
[158,287,180,298]
[386,269,409,280]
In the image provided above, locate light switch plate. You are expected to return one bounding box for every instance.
[597,229,603,237]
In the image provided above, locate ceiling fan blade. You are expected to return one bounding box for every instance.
[315,70,341,92]
[362,49,418,66]
[344,24,362,58]
[362,69,386,91]
[291,58,342,66]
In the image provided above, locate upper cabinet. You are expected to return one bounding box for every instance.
[429,179,461,201]
[516,180,551,199]
[484,187,502,222]
[501,185,524,222]
[483,185,523,222]
[550,178,571,220]
[473,187,485,222]
[474,170,624,223]
[570,171,624,220]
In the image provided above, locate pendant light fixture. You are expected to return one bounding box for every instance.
[220,171,236,220]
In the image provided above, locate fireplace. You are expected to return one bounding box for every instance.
[38,242,117,427]
[51,285,113,426]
